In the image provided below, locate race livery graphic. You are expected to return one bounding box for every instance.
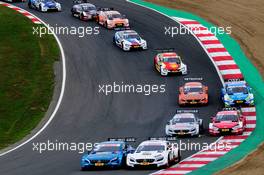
[209,108,246,136]
[221,81,254,107]
[71,2,97,21]
[178,82,208,106]
[126,140,180,168]
[165,113,203,137]
[154,50,187,76]
[113,29,147,51]
[80,141,134,170]
[28,0,62,12]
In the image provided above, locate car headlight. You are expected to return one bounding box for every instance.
[210,125,218,130]
[245,94,254,102]
[110,157,119,162]
[82,158,90,163]
[191,127,196,132]
[224,95,233,102]
[154,154,164,161]
[161,64,168,72]
[232,125,240,130]
[180,64,186,71]
[129,157,136,162]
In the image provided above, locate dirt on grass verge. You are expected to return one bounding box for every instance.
[145,0,264,175]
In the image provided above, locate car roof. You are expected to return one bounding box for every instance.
[173,113,195,119]
[184,82,203,87]
[99,141,125,145]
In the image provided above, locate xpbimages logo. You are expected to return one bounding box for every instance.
[32,24,100,38]
[98,82,166,96]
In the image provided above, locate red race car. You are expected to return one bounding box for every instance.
[178,82,208,106]
[209,108,246,136]
[154,50,187,76]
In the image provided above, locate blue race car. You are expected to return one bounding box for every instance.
[80,141,135,170]
[28,0,62,12]
[221,81,254,107]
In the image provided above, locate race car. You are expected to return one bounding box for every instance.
[71,2,97,21]
[178,82,208,106]
[165,113,203,137]
[209,108,246,136]
[96,8,129,29]
[154,50,187,76]
[113,30,147,51]
[80,141,135,170]
[126,140,180,168]
[28,0,62,12]
[221,81,254,107]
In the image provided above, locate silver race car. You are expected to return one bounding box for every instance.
[127,140,180,168]
[165,113,203,137]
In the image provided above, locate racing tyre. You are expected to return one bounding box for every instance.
[81,167,87,171]
[104,22,108,28]
[177,150,181,163]
[95,15,99,23]
[28,2,32,9]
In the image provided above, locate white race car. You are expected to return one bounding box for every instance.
[165,113,203,137]
[28,0,62,12]
[126,140,180,168]
[113,30,147,51]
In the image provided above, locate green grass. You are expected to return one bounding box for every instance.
[0,6,59,149]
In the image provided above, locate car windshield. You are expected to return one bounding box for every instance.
[184,87,203,93]
[108,14,122,19]
[82,6,96,11]
[163,57,181,64]
[215,115,238,122]
[172,117,195,124]
[92,144,121,153]
[227,86,248,94]
[124,34,140,40]
[136,145,165,153]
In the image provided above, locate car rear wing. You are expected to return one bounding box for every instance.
[176,109,199,114]
[97,7,114,11]
[222,107,239,111]
[114,27,131,31]
[154,48,175,53]
[108,137,136,142]
[73,0,89,4]
[148,137,177,141]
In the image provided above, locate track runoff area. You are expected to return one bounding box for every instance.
[0,0,256,175]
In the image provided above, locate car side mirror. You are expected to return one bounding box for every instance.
[210,117,215,121]
[167,121,171,125]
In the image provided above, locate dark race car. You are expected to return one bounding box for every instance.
[71,2,97,21]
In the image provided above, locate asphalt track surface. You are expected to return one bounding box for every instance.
[0,0,223,174]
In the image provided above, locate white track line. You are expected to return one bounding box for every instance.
[0,3,66,157]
